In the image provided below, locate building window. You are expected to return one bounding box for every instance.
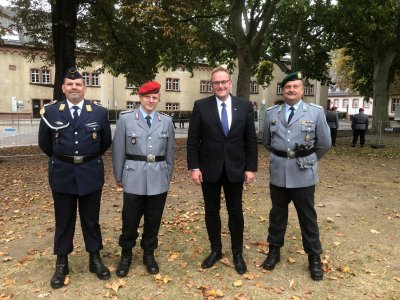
[304,85,314,96]
[31,69,51,84]
[91,73,99,86]
[352,99,359,108]
[82,72,90,86]
[166,78,180,91]
[82,72,100,86]
[200,80,212,93]
[391,98,400,112]
[334,99,340,108]
[363,101,370,109]
[276,84,282,95]
[166,103,180,110]
[343,99,349,108]
[126,80,135,88]
[127,101,140,109]
[250,81,258,94]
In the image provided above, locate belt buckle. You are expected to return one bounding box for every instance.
[74,156,84,164]
[287,150,296,159]
[147,154,155,162]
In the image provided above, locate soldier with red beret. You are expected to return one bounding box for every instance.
[112,81,175,277]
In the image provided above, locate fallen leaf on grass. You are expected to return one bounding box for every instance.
[105,279,126,292]
[394,276,400,282]
[289,279,295,290]
[154,274,172,284]
[167,252,180,262]
[1,278,16,286]
[243,272,258,280]
[326,217,334,223]
[220,257,233,267]
[235,293,247,300]
[370,229,380,234]
[233,280,243,287]
[63,276,70,285]
[287,257,296,264]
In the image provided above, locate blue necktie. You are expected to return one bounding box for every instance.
[287,106,295,124]
[221,103,229,136]
[72,106,79,126]
[145,115,151,128]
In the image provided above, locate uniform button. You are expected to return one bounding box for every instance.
[288,130,291,133]
[149,145,152,148]
[149,137,152,140]
[75,141,78,144]
[287,139,290,141]
[75,151,78,154]
[74,132,78,135]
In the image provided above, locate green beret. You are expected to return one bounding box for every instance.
[281,71,302,87]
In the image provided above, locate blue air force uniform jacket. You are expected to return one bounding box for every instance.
[262,101,331,188]
[112,109,175,196]
[38,100,112,196]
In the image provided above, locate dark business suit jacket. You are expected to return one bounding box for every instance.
[187,95,258,183]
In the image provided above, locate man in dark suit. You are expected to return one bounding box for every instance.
[351,107,369,147]
[187,66,258,275]
[38,67,112,289]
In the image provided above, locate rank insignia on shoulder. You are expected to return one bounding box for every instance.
[120,110,133,115]
[86,104,93,112]
[59,103,66,111]
[309,103,323,109]
[93,101,103,107]
[266,105,279,111]
[158,111,171,118]
[44,100,57,107]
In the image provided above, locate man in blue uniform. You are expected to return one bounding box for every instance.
[261,71,331,281]
[38,67,112,289]
[112,81,174,277]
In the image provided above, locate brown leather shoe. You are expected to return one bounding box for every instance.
[262,247,280,270]
[201,250,222,269]
[308,255,323,281]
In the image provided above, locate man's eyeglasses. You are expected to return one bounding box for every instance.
[211,80,231,86]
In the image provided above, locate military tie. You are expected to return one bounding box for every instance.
[221,102,229,136]
[72,106,79,126]
[287,106,295,124]
[145,115,151,128]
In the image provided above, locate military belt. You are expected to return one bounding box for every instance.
[126,154,165,162]
[53,153,99,164]
[272,148,315,159]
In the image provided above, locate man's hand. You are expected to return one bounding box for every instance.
[244,171,256,184]
[116,181,123,188]
[191,169,203,185]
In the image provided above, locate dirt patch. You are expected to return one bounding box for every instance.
[0,137,399,299]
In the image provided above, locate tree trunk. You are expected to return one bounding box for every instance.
[51,0,78,101]
[372,48,397,131]
[236,50,252,99]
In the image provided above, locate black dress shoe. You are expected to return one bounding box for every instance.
[89,252,111,280]
[116,248,132,278]
[308,255,323,281]
[233,254,247,275]
[50,255,69,289]
[262,247,280,270]
[201,250,222,269]
[143,252,159,274]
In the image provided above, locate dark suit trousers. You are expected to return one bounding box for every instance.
[201,168,244,255]
[119,192,167,251]
[267,184,322,256]
[330,128,337,146]
[352,129,366,145]
[52,189,103,255]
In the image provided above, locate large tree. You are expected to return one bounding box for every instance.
[333,0,400,128]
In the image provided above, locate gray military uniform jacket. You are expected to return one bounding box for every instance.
[112,109,175,195]
[262,101,331,188]
[325,110,339,129]
[351,112,369,130]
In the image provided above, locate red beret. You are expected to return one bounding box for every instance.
[138,81,161,95]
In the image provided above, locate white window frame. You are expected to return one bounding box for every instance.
[250,81,258,94]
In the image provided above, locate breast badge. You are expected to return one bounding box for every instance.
[92,132,97,140]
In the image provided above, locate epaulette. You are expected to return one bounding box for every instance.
[158,112,172,118]
[93,101,104,107]
[309,103,323,110]
[266,104,279,111]
[44,100,57,107]
[120,110,133,114]
[40,100,57,116]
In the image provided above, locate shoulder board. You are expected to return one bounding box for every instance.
[158,112,171,118]
[309,103,323,110]
[44,100,57,107]
[92,101,104,107]
[120,110,133,115]
[266,104,279,111]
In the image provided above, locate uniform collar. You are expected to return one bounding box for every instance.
[67,99,84,109]
[139,106,155,120]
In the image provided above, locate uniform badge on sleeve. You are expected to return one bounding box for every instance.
[92,132,97,140]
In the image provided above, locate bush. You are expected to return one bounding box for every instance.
[338,112,347,119]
